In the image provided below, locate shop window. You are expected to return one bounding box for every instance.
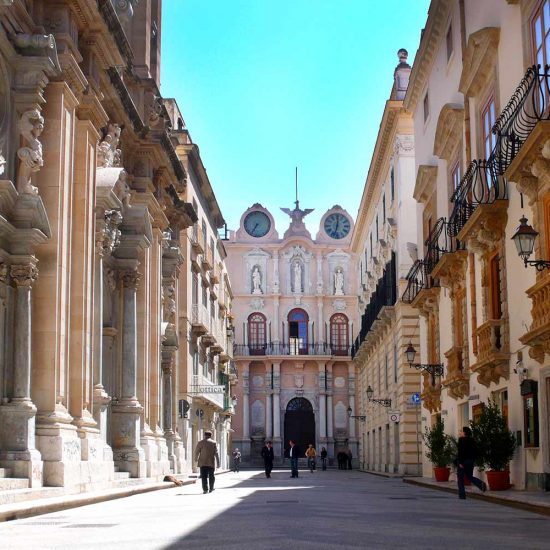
[521,380,539,447]
[482,97,496,160]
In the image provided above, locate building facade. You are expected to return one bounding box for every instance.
[403,0,550,491]
[0,0,234,493]
[226,202,359,465]
[351,51,422,475]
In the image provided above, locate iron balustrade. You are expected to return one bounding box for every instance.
[424,217,465,274]
[492,64,549,169]
[233,342,350,357]
[402,259,432,304]
[449,156,508,236]
[352,253,397,357]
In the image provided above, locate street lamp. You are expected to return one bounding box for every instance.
[366,385,391,407]
[511,216,550,271]
[347,405,366,422]
[405,342,444,376]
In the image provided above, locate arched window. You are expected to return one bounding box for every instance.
[248,312,266,355]
[330,313,349,356]
[288,308,309,355]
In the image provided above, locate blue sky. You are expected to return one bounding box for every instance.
[161,0,431,235]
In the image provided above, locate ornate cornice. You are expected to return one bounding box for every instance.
[403,0,452,111]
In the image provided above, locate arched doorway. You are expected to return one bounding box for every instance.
[288,308,308,355]
[284,397,315,452]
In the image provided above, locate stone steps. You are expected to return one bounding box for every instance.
[0,487,64,506]
[113,471,130,480]
[0,478,29,491]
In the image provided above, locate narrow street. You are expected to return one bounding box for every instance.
[0,470,548,550]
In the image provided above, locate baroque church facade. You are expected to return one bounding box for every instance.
[225,202,359,464]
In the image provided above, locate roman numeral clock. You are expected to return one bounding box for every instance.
[323,211,351,240]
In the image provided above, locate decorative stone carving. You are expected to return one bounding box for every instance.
[0,263,8,284]
[98,123,122,168]
[332,299,346,311]
[11,263,38,287]
[12,33,61,74]
[17,110,45,195]
[294,375,304,388]
[252,265,262,295]
[105,268,117,292]
[120,269,141,290]
[250,297,264,310]
[334,267,344,296]
[148,96,164,127]
[96,209,122,257]
[394,134,414,155]
[162,282,176,324]
[292,261,302,294]
[280,201,314,239]
[252,375,264,388]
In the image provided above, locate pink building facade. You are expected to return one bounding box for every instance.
[225,202,359,465]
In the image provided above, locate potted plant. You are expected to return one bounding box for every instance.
[471,400,516,490]
[423,417,456,482]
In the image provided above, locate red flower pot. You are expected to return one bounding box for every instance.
[433,466,451,482]
[486,470,510,491]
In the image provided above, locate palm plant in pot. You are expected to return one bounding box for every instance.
[471,400,516,490]
[423,417,456,482]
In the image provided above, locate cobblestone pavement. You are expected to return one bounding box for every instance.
[1,469,549,550]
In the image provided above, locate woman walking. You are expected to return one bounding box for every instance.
[456,427,487,499]
[320,447,328,470]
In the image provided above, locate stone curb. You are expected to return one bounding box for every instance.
[0,478,196,523]
[403,478,550,517]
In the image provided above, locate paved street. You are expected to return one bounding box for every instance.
[1,470,549,550]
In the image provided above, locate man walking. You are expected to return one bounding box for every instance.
[194,431,220,494]
[305,444,317,473]
[456,426,487,499]
[261,441,275,478]
[232,448,241,473]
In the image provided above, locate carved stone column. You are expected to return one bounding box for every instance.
[0,262,43,486]
[161,352,176,472]
[265,364,272,440]
[92,210,121,462]
[326,363,334,457]
[272,362,281,444]
[111,268,146,477]
[348,364,356,439]
[318,363,327,440]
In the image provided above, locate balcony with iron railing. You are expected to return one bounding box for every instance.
[234,341,349,358]
[352,254,397,358]
[424,217,467,286]
[402,259,439,310]
[191,304,209,335]
[190,374,224,409]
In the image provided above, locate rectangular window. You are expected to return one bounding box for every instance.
[522,380,539,447]
[451,160,461,193]
[488,253,502,320]
[393,343,398,384]
[370,234,373,256]
[532,0,550,66]
[193,351,199,376]
[376,216,379,239]
[202,220,207,250]
[202,285,208,307]
[382,193,386,222]
[446,23,454,61]
[192,274,198,306]
[385,354,388,390]
[482,97,497,159]
[390,167,395,202]
[423,91,430,122]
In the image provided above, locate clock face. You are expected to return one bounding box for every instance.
[244,211,271,238]
[324,212,351,239]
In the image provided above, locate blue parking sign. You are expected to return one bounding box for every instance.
[411,393,421,404]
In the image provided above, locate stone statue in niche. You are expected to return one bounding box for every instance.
[16,109,44,195]
[113,169,131,210]
[97,123,122,168]
[252,266,262,295]
[334,267,344,296]
[293,262,302,293]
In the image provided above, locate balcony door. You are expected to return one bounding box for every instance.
[288,308,308,355]
[248,312,266,355]
[330,313,349,356]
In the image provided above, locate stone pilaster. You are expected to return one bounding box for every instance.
[318,363,327,440]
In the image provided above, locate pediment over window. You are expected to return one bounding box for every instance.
[433,104,464,161]
[413,165,437,204]
[459,28,500,98]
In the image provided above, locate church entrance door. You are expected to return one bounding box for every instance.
[284,397,315,452]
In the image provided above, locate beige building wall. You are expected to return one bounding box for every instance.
[404,0,550,490]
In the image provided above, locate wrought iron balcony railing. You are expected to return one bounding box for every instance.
[492,64,547,169]
[424,217,465,274]
[448,156,508,236]
[402,259,431,304]
[234,342,350,357]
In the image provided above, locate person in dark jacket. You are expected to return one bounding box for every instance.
[261,441,275,478]
[320,447,328,470]
[456,426,487,499]
[284,440,300,478]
